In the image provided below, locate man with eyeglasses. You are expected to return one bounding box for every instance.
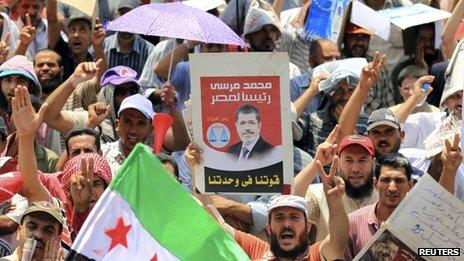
[228,104,273,161]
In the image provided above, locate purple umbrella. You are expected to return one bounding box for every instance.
[105,2,248,47]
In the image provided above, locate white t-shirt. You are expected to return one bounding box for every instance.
[401,112,444,149]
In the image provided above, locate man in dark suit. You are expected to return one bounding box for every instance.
[228,104,273,160]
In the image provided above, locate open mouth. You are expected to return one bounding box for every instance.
[378,142,390,148]
[280,230,295,241]
[40,74,51,80]
[70,40,83,49]
[127,137,139,144]
[349,175,364,183]
[386,193,399,200]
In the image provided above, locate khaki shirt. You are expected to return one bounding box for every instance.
[305,183,379,241]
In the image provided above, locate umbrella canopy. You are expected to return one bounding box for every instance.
[105,2,248,47]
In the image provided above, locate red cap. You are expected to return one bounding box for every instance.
[338,135,375,156]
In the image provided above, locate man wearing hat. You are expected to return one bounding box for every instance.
[342,23,394,115]
[97,66,142,143]
[366,108,404,157]
[241,0,302,78]
[1,201,64,261]
[305,135,378,242]
[47,0,107,81]
[0,54,40,131]
[234,171,348,260]
[100,93,154,174]
[103,0,155,77]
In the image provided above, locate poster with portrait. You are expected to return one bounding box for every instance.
[354,228,424,261]
[190,52,293,194]
[354,175,464,261]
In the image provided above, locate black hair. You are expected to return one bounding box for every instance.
[374,153,412,180]
[65,127,101,155]
[235,104,261,122]
[156,153,179,178]
[397,65,427,86]
[68,17,92,29]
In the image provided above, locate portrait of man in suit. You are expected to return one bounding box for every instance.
[228,104,274,161]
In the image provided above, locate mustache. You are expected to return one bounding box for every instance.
[377,140,390,146]
[279,228,295,236]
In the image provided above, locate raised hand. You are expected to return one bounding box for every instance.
[309,73,328,91]
[411,75,434,102]
[414,45,428,71]
[42,237,63,261]
[161,83,177,111]
[441,133,462,172]
[316,155,345,201]
[70,157,94,213]
[184,143,203,168]
[314,125,339,166]
[0,34,10,64]
[91,18,106,47]
[359,51,386,90]
[19,14,36,47]
[11,86,48,136]
[71,59,103,88]
[86,102,109,128]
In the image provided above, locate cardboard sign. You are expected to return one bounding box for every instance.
[190,52,293,194]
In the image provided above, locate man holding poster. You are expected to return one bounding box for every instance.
[190,52,293,195]
[228,104,274,161]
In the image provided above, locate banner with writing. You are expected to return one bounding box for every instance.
[190,52,293,194]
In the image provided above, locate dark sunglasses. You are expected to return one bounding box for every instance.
[114,86,139,96]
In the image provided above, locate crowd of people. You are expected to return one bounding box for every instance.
[0,0,463,260]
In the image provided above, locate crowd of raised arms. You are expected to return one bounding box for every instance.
[0,0,463,260]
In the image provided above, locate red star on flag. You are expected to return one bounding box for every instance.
[150,254,158,261]
[105,217,132,251]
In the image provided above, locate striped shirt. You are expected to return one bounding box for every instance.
[64,78,98,111]
[345,203,380,260]
[103,33,155,77]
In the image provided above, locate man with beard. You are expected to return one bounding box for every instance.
[1,201,64,261]
[344,153,413,259]
[33,49,62,101]
[342,23,395,115]
[306,135,378,242]
[234,173,348,260]
[102,2,155,77]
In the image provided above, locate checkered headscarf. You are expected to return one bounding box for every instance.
[60,153,112,202]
